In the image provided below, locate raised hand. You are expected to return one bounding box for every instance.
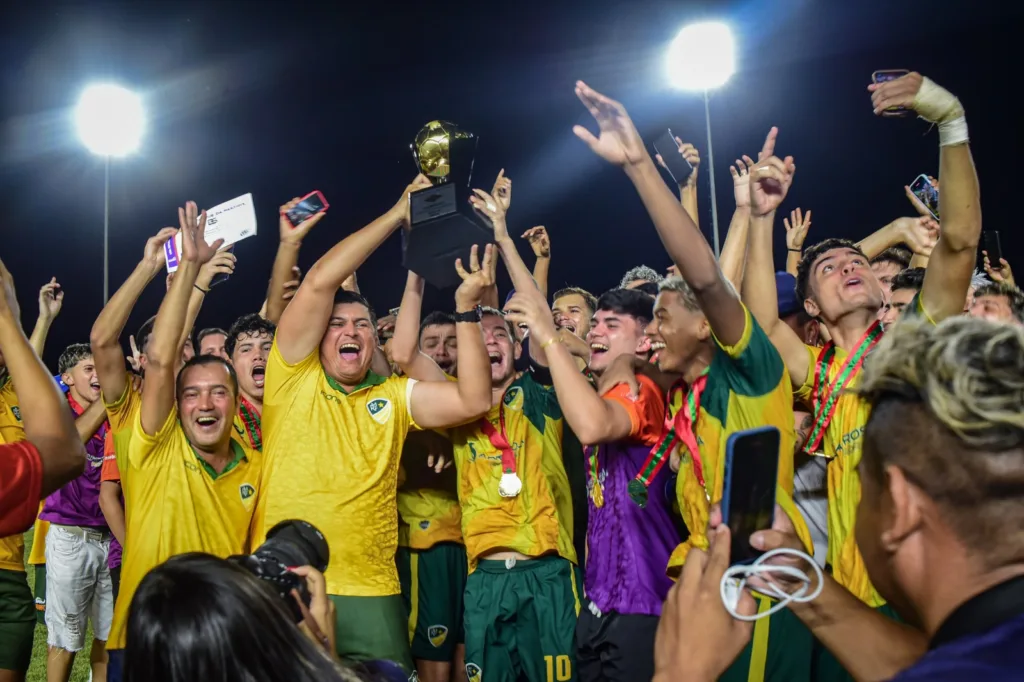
[143,226,179,275]
[729,156,755,209]
[503,290,559,344]
[454,244,496,310]
[522,226,550,258]
[178,201,221,265]
[891,216,939,256]
[868,71,924,117]
[784,208,812,252]
[196,249,237,290]
[0,257,20,322]
[572,81,647,168]
[468,187,509,241]
[749,127,796,218]
[983,251,1015,286]
[279,197,327,245]
[38,277,64,321]
[491,169,512,213]
[395,174,434,227]
[127,334,142,373]
[656,138,701,188]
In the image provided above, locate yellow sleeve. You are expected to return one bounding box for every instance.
[263,337,320,407]
[104,381,141,434]
[792,345,821,402]
[127,403,179,470]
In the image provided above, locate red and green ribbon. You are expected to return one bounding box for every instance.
[805,321,883,454]
[238,395,263,451]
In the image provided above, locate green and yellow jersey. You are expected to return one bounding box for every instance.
[0,375,26,572]
[253,340,417,597]
[667,305,812,574]
[448,372,576,569]
[107,405,261,649]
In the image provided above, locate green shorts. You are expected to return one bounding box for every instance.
[329,593,413,673]
[812,603,900,682]
[463,556,582,682]
[718,595,813,682]
[33,563,46,625]
[0,569,35,673]
[396,542,467,662]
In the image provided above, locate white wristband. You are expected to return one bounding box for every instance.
[912,77,968,146]
[938,116,969,147]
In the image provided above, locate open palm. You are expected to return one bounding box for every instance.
[572,81,647,167]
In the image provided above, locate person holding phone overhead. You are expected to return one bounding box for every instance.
[572,80,813,681]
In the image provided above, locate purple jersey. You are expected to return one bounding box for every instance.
[40,396,108,528]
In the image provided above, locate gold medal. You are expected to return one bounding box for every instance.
[591,480,605,508]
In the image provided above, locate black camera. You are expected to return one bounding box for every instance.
[233,520,330,623]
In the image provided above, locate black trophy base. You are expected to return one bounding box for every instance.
[403,182,494,288]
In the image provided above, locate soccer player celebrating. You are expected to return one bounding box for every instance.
[104,203,263,682]
[252,177,493,672]
[572,80,814,680]
[507,286,678,682]
[225,313,275,450]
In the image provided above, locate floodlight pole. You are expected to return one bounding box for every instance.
[703,89,721,258]
[103,155,110,304]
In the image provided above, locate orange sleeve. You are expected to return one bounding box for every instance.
[100,431,120,483]
[0,441,43,536]
[602,374,666,447]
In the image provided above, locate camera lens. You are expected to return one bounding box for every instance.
[255,520,330,572]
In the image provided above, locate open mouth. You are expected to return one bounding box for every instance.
[843,276,863,289]
[339,343,361,362]
[649,341,666,364]
[488,352,502,367]
[195,415,220,431]
[89,381,101,392]
[251,364,266,388]
[558,322,577,335]
[590,343,609,358]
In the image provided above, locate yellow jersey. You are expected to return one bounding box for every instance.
[398,431,463,550]
[667,305,812,574]
[253,341,417,596]
[795,293,933,606]
[0,376,26,572]
[107,404,261,649]
[449,372,576,569]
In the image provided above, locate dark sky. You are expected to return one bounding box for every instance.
[1,0,1019,369]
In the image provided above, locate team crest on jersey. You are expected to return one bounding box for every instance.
[502,386,523,410]
[366,398,392,425]
[239,484,256,502]
[465,663,482,682]
[418,520,430,530]
[11,406,21,421]
[427,624,448,647]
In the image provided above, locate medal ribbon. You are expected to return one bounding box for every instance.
[238,395,263,451]
[478,402,516,476]
[587,444,600,490]
[637,369,709,492]
[805,321,883,453]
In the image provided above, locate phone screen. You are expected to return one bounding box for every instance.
[286,192,327,227]
[910,175,940,220]
[654,129,693,186]
[984,231,1003,265]
[723,427,780,565]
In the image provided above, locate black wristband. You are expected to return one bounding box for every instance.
[194,283,210,294]
[452,306,482,323]
[787,248,802,253]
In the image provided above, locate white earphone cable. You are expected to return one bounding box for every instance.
[720,548,824,621]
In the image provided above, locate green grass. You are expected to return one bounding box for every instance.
[23,528,94,682]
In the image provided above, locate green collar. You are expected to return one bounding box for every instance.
[324,368,387,395]
[192,439,247,480]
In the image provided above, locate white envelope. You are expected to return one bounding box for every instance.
[164,193,258,272]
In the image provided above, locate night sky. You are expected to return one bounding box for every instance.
[1,0,1019,369]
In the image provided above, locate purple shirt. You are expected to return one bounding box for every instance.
[40,398,108,528]
[584,440,681,616]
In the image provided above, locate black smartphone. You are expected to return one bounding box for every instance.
[285,190,329,228]
[654,129,693,186]
[909,174,940,221]
[721,426,780,565]
[210,245,235,288]
[984,231,1003,266]
[872,70,911,117]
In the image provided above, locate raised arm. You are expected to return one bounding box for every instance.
[572,82,745,346]
[521,226,551,299]
[741,128,810,387]
[783,208,812,277]
[266,198,325,325]
[391,271,448,382]
[872,73,981,322]
[277,176,430,364]
[0,259,85,496]
[141,203,223,436]
[29,278,63,358]
[408,246,493,429]
[719,157,754,288]
[90,227,178,405]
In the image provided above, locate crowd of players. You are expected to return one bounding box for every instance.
[1,70,1023,682]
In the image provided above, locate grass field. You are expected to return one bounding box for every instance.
[23,528,94,682]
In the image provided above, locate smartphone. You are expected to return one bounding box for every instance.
[984,231,1003,266]
[909,174,940,221]
[654,129,693,186]
[209,245,235,288]
[285,190,329,228]
[721,426,780,565]
[872,70,911,117]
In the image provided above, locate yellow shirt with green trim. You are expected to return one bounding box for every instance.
[253,340,417,596]
[0,375,27,572]
[107,405,261,650]
[794,293,933,607]
[667,305,812,575]
[397,431,463,550]
[449,371,576,569]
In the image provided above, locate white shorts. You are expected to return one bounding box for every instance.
[44,524,113,651]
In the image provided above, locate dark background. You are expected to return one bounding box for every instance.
[1,0,1018,369]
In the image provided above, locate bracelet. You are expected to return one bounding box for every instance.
[194,284,210,294]
[787,248,802,253]
[452,306,482,323]
[540,337,563,350]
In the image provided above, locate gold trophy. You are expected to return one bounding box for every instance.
[404,121,493,288]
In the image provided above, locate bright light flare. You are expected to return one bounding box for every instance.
[665,22,736,91]
[74,83,145,157]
